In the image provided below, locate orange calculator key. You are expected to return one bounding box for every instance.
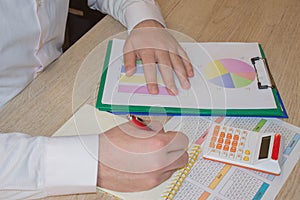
[233,134,239,140]
[223,145,229,151]
[220,132,225,138]
[226,133,232,139]
[232,140,238,147]
[218,138,224,144]
[225,139,231,145]
[216,143,222,149]
[230,147,237,152]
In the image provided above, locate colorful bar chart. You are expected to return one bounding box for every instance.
[118,64,168,95]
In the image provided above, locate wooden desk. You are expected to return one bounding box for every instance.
[0,0,299,199]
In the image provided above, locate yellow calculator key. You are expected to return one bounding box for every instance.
[245,150,251,155]
[243,156,250,161]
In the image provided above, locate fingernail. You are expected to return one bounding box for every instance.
[125,69,135,76]
[188,70,194,77]
[149,85,158,94]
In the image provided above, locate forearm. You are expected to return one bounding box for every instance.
[0,133,99,200]
[88,0,165,31]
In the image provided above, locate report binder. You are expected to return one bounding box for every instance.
[96,39,287,118]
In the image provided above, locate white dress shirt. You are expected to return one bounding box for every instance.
[0,0,164,199]
[0,0,164,109]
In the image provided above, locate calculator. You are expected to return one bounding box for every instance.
[202,123,282,175]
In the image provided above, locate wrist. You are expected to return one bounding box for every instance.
[133,19,165,29]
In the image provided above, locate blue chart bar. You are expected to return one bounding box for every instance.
[121,65,144,74]
[284,133,300,155]
[253,182,270,200]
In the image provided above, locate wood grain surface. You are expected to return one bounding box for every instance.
[0,0,299,199]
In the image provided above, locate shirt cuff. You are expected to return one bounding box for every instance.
[124,1,166,32]
[44,135,99,196]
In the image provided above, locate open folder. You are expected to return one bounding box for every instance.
[96,39,287,117]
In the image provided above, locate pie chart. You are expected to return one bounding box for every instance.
[203,58,256,88]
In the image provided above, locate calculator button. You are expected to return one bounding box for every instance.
[225,139,231,145]
[209,142,215,148]
[233,134,239,140]
[272,134,281,160]
[232,140,238,147]
[236,154,242,160]
[218,138,224,143]
[220,132,225,138]
[230,147,237,152]
[243,156,250,161]
[216,144,222,149]
[222,152,228,157]
[239,142,244,147]
[237,149,243,154]
[229,153,235,159]
[245,149,250,155]
[223,145,229,151]
[226,133,232,139]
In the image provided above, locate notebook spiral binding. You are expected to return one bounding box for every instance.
[162,145,201,200]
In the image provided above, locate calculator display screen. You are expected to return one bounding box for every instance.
[258,136,271,159]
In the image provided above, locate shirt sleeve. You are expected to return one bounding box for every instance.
[0,133,99,200]
[88,0,166,31]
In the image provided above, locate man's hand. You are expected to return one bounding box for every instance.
[123,20,194,95]
[97,121,189,192]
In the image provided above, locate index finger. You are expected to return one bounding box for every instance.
[123,51,137,76]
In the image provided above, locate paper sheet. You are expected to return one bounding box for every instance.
[164,116,300,200]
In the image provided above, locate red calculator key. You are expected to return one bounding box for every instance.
[271,134,281,160]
